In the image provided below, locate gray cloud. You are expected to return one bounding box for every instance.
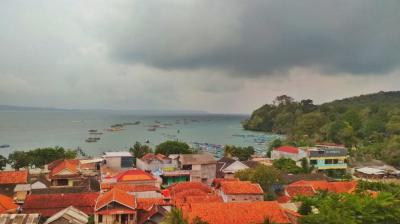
[99,0,400,75]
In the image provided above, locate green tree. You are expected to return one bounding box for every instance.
[8,151,31,169]
[300,158,312,173]
[235,165,282,193]
[0,155,7,170]
[161,208,188,224]
[192,216,209,224]
[223,145,255,161]
[130,141,152,160]
[272,158,302,174]
[267,139,282,158]
[155,141,192,156]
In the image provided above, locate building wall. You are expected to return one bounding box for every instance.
[309,157,347,170]
[95,214,136,224]
[136,159,176,173]
[105,157,122,169]
[271,150,307,161]
[189,164,216,185]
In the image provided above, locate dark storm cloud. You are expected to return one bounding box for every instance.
[103,0,400,75]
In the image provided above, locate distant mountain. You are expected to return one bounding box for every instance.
[0,104,208,115]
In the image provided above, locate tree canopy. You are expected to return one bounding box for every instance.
[7,146,78,169]
[223,145,255,161]
[244,91,400,166]
[155,141,192,156]
[130,141,152,161]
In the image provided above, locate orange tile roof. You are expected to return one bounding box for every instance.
[212,178,239,188]
[184,195,222,204]
[95,188,135,211]
[101,182,159,192]
[141,153,167,162]
[115,169,156,182]
[23,192,98,217]
[184,201,291,224]
[0,170,28,184]
[50,160,79,176]
[0,194,18,214]
[167,182,211,195]
[136,198,171,210]
[289,180,357,194]
[285,185,316,198]
[220,181,263,195]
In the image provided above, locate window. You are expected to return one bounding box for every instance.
[121,156,133,168]
[310,160,317,165]
[98,215,103,223]
[325,159,333,164]
[333,159,339,164]
[129,214,134,220]
[182,165,192,170]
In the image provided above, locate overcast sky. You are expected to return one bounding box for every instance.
[0,0,399,113]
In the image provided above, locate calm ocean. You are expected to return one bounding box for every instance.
[0,110,279,157]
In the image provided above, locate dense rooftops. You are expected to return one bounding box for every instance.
[220,181,263,195]
[0,170,28,185]
[0,194,18,214]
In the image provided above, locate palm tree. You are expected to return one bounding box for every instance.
[161,208,189,224]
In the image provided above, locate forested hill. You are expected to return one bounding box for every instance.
[243,91,400,166]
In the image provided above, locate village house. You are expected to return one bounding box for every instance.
[216,157,259,178]
[307,146,348,171]
[0,170,28,198]
[103,152,134,170]
[94,188,136,224]
[48,160,81,187]
[23,192,98,217]
[136,153,176,173]
[13,184,31,204]
[271,146,307,161]
[218,181,264,202]
[101,169,158,189]
[177,153,217,185]
[0,214,40,224]
[43,206,88,224]
[278,180,357,203]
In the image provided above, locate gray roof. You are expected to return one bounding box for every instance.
[103,151,132,157]
[44,206,88,224]
[179,153,216,165]
[0,214,40,224]
[309,148,347,158]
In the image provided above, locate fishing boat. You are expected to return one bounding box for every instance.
[88,129,98,133]
[0,144,10,148]
[85,137,99,143]
[148,127,156,131]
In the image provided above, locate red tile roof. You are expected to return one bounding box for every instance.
[290,180,357,194]
[101,182,159,192]
[286,185,315,198]
[0,194,18,214]
[183,201,291,224]
[50,160,80,178]
[136,198,171,210]
[95,188,135,212]
[275,146,299,154]
[23,192,98,217]
[115,169,156,182]
[220,181,263,195]
[141,153,168,162]
[167,182,211,195]
[0,170,28,184]
[212,178,239,188]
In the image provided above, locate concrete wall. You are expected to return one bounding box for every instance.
[220,191,263,202]
[95,214,136,224]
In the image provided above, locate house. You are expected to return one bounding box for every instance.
[102,169,158,188]
[0,170,28,197]
[159,170,190,188]
[29,175,50,190]
[94,188,137,224]
[103,152,134,170]
[182,201,294,224]
[178,153,217,185]
[23,192,98,217]
[13,184,31,204]
[0,194,18,214]
[136,154,176,173]
[354,166,400,179]
[278,180,357,203]
[216,157,259,178]
[218,181,264,202]
[307,146,348,170]
[0,214,40,224]
[271,146,307,161]
[44,206,88,224]
[48,160,81,187]
[137,205,168,224]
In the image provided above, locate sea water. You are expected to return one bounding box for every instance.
[0,110,280,157]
